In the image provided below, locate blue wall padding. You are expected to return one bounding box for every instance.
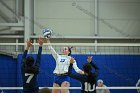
[0,54,140,93]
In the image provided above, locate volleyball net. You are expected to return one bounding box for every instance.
[0,43,140,93]
[0,42,140,55]
[0,87,140,93]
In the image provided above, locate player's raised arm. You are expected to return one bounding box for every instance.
[68,57,85,81]
[72,57,84,74]
[35,37,43,67]
[45,38,59,60]
[87,56,99,77]
[22,39,32,65]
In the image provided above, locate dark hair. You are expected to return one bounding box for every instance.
[26,56,34,67]
[25,66,39,74]
[83,63,92,74]
[39,88,51,93]
[68,46,73,56]
[25,56,39,74]
[83,63,95,83]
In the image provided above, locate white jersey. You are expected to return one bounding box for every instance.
[96,85,110,93]
[48,44,81,74]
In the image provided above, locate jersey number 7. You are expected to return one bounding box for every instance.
[25,73,34,83]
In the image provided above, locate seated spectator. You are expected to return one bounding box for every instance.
[96,79,110,93]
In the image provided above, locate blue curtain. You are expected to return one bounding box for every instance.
[17,54,140,93]
[0,54,140,93]
[0,55,17,93]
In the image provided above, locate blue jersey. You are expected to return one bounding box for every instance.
[21,47,42,92]
[68,62,99,93]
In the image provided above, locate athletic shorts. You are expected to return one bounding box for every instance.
[54,74,70,86]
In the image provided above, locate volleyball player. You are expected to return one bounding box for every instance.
[96,79,110,93]
[68,56,99,93]
[21,37,43,93]
[45,39,84,93]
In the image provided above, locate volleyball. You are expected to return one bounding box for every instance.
[42,28,52,38]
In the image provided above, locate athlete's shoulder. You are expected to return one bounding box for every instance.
[67,56,71,59]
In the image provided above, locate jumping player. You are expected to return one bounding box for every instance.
[21,37,43,93]
[45,38,84,93]
[68,56,99,93]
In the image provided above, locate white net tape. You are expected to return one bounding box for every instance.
[0,87,139,90]
[0,43,140,46]
[0,43,140,55]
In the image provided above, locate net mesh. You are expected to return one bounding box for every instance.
[0,87,140,93]
[0,43,140,55]
[0,43,140,93]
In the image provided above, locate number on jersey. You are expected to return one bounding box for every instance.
[25,73,34,83]
[60,59,65,62]
[84,82,95,92]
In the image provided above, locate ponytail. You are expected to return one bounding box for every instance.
[68,46,73,56]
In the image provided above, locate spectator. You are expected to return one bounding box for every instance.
[96,79,110,93]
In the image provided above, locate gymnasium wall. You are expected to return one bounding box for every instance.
[35,0,140,37]
[0,0,16,22]
[98,0,140,37]
[1,0,140,56]
[0,54,140,93]
[0,0,140,37]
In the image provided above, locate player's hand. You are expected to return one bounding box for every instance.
[70,57,75,64]
[45,38,50,43]
[38,37,44,46]
[87,56,92,63]
[78,70,85,75]
[26,39,32,50]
